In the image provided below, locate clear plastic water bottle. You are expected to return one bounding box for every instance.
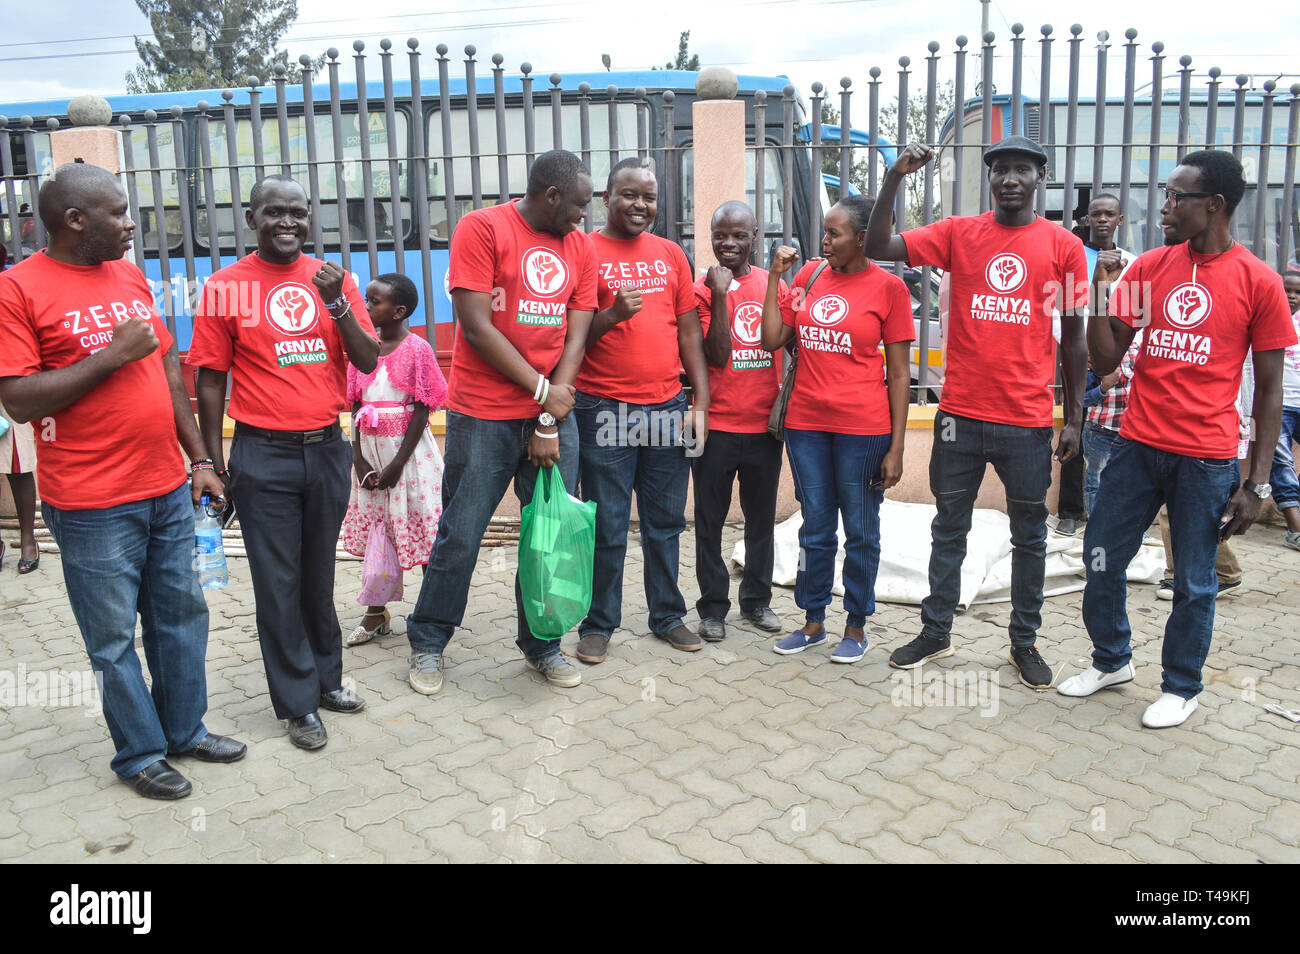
[194,494,228,589]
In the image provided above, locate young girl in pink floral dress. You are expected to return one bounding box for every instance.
[342,273,447,645]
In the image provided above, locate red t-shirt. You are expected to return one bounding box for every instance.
[1109,242,1296,457]
[780,260,914,436]
[187,253,374,430]
[694,268,788,433]
[445,201,598,420]
[576,231,698,405]
[0,253,186,510]
[903,212,1089,427]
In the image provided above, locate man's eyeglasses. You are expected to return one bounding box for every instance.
[1163,187,1215,207]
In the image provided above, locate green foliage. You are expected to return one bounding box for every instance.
[651,31,700,71]
[125,0,314,93]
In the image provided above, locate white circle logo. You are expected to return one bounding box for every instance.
[808,294,850,327]
[265,282,319,335]
[985,253,1027,293]
[732,302,763,345]
[521,247,569,298]
[1163,282,1213,330]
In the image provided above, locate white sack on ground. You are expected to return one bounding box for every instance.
[732,498,1165,608]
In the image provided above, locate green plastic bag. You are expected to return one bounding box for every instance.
[518,465,597,640]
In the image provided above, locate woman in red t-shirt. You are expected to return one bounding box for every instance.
[761,195,914,663]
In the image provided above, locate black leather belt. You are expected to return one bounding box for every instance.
[235,422,341,445]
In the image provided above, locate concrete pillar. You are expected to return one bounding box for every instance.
[690,67,745,273]
[49,95,121,173]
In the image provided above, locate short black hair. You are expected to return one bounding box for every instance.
[605,156,654,194]
[372,272,418,316]
[1090,192,1120,207]
[1179,150,1247,217]
[248,174,305,212]
[38,163,121,235]
[526,150,589,198]
[833,193,877,234]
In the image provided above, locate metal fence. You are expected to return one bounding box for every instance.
[2,26,1297,403]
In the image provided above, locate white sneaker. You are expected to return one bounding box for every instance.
[1142,692,1198,728]
[1056,662,1136,697]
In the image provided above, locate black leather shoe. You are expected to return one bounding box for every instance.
[320,687,366,713]
[129,759,192,799]
[288,712,328,750]
[172,733,247,763]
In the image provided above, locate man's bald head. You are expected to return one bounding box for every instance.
[711,200,755,231]
[38,163,123,236]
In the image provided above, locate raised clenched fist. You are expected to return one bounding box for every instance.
[106,315,159,364]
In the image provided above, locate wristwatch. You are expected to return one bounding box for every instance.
[1243,479,1271,499]
[538,412,557,428]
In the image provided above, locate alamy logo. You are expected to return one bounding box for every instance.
[49,884,151,934]
[521,247,568,298]
[985,253,1027,293]
[808,294,849,327]
[732,302,763,345]
[264,282,319,336]
[1163,282,1213,329]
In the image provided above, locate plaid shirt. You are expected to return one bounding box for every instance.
[1087,332,1142,431]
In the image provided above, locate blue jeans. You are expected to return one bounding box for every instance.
[406,410,578,660]
[1271,407,1300,511]
[574,389,690,638]
[1083,421,1125,516]
[43,482,209,779]
[1082,438,1239,698]
[921,411,1053,648]
[785,428,891,628]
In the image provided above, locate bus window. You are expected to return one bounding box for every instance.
[427,102,640,241]
[196,111,409,252]
[677,145,785,265]
[122,124,185,253]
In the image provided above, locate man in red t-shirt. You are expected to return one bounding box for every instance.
[571,157,711,664]
[189,174,379,751]
[403,150,598,695]
[1058,150,1296,728]
[0,163,244,799]
[866,136,1089,690]
[692,201,786,640]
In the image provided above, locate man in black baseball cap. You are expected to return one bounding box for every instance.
[865,136,1088,692]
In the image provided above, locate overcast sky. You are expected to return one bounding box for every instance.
[3,0,1298,108]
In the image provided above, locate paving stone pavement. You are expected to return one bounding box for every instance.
[1,521,1297,864]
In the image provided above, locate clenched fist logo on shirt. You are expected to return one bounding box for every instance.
[522,248,568,298]
[265,282,320,335]
[1163,282,1212,330]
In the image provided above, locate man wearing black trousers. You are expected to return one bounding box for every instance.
[190,175,379,751]
[692,201,785,639]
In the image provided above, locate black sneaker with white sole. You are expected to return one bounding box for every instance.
[1009,645,1054,690]
[888,633,955,669]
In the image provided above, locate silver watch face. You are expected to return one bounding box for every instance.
[538,412,557,427]
[1254,482,1272,499]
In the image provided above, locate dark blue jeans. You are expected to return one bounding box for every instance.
[1271,407,1300,512]
[785,428,891,628]
[1083,421,1125,516]
[574,389,690,639]
[43,482,209,779]
[406,410,578,660]
[921,411,1053,648]
[1082,438,1239,698]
